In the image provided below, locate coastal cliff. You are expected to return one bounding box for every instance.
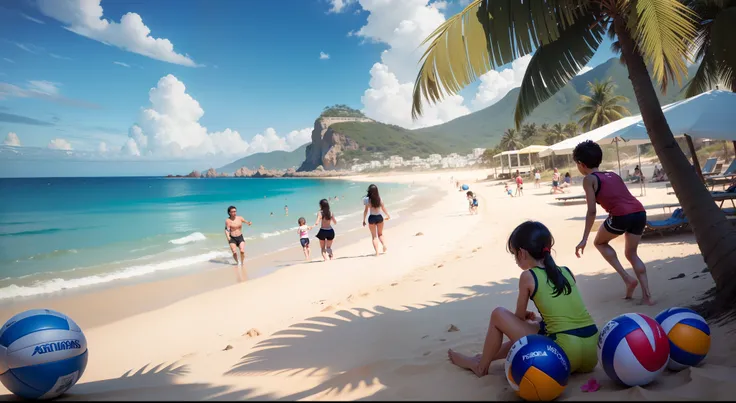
[298,116,372,171]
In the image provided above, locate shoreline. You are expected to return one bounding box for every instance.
[0,174,450,329]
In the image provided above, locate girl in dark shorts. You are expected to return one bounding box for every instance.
[362,184,391,256]
[296,217,312,261]
[315,199,337,261]
[572,140,653,305]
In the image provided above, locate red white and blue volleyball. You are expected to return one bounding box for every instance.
[597,313,670,386]
[505,334,570,401]
[0,309,88,400]
[655,307,711,371]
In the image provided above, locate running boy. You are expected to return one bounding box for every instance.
[515,171,524,197]
[296,217,312,261]
[466,191,478,214]
[572,140,653,305]
[448,221,598,377]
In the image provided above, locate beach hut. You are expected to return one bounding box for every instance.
[492,145,548,179]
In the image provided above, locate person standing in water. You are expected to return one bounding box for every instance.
[315,199,337,261]
[225,206,252,275]
[573,140,653,305]
[362,184,391,256]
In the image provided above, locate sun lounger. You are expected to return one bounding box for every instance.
[643,208,689,237]
[701,157,718,175]
[706,159,736,190]
[556,195,586,204]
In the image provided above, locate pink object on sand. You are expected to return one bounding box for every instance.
[580,378,601,393]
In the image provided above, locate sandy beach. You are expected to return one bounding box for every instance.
[2,170,735,401]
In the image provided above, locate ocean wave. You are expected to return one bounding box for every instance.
[259,226,298,239]
[169,232,207,245]
[0,251,230,300]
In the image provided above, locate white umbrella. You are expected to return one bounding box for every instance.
[538,115,646,158]
[609,90,736,142]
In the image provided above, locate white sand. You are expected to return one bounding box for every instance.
[2,169,735,401]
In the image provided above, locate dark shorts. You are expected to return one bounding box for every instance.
[472,200,478,207]
[552,180,559,187]
[316,228,335,241]
[300,238,310,247]
[229,234,245,247]
[368,214,384,225]
[604,211,647,236]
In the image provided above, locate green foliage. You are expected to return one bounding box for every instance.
[329,121,449,162]
[574,79,632,131]
[500,128,523,150]
[320,104,365,118]
[218,144,308,172]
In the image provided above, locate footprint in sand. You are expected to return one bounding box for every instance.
[472,248,478,253]
[423,351,431,356]
[243,328,261,338]
[421,335,429,339]
[433,283,440,286]
[448,324,460,332]
[391,283,399,286]
[360,292,370,297]
[437,264,444,268]
[223,345,234,351]
[321,305,335,312]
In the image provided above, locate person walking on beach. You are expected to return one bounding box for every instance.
[534,169,541,188]
[363,184,391,256]
[550,168,565,194]
[515,171,524,197]
[466,191,479,215]
[296,217,312,261]
[315,199,337,261]
[448,221,598,378]
[225,206,252,273]
[573,140,653,305]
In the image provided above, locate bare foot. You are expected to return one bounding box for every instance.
[447,349,478,370]
[624,278,639,299]
[383,245,388,253]
[638,296,656,306]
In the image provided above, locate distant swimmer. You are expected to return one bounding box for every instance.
[362,184,391,256]
[225,206,252,278]
[315,199,337,261]
[284,205,289,216]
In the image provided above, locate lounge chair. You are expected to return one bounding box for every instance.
[701,157,718,176]
[643,208,689,237]
[556,195,586,204]
[707,159,736,190]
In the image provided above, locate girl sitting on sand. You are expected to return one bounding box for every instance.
[315,199,337,261]
[296,217,312,261]
[448,221,599,378]
[363,184,391,257]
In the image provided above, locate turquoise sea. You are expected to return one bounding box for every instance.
[0,177,420,301]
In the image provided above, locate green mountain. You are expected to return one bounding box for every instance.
[218,144,307,172]
[330,121,451,161]
[414,58,699,152]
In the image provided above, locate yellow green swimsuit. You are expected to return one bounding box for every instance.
[529,266,599,373]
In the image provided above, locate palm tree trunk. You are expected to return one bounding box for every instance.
[613,18,736,306]
[684,134,704,182]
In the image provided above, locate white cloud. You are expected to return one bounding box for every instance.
[352,0,470,128]
[3,58,15,64]
[328,0,356,13]
[27,80,60,95]
[319,51,330,60]
[49,53,72,60]
[48,138,73,150]
[577,66,593,75]
[432,1,448,10]
[37,0,197,67]
[121,74,311,160]
[0,80,98,108]
[21,13,45,24]
[471,55,531,110]
[113,61,131,68]
[98,141,108,153]
[3,132,21,146]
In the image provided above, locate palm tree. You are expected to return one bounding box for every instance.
[545,123,568,145]
[540,123,550,134]
[500,128,523,151]
[575,79,632,131]
[521,123,538,141]
[564,121,580,137]
[411,0,736,313]
[681,0,736,96]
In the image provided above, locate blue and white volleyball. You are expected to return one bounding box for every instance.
[0,309,88,399]
[655,307,711,371]
[505,334,571,401]
[461,184,469,190]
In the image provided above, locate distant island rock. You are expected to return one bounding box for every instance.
[166,164,352,179]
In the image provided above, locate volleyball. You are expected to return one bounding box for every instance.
[597,313,669,386]
[461,184,469,190]
[505,334,571,401]
[655,307,710,371]
[0,309,88,399]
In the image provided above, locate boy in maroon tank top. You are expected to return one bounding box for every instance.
[572,140,654,305]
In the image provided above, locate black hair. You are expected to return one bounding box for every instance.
[298,217,306,226]
[227,206,236,214]
[367,184,381,208]
[507,221,571,297]
[564,172,571,178]
[466,190,474,197]
[319,199,332,220]
[572,140,603,169]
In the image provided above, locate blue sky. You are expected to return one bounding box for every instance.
[0,0,615,177]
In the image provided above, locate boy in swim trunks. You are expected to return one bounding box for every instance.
[225,206,252,274]
[573,140,653,305]
[448,221,598,377]
[466,191,478,214]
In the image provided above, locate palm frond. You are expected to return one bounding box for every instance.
[514,9,605,127]
[629,0,698,92]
